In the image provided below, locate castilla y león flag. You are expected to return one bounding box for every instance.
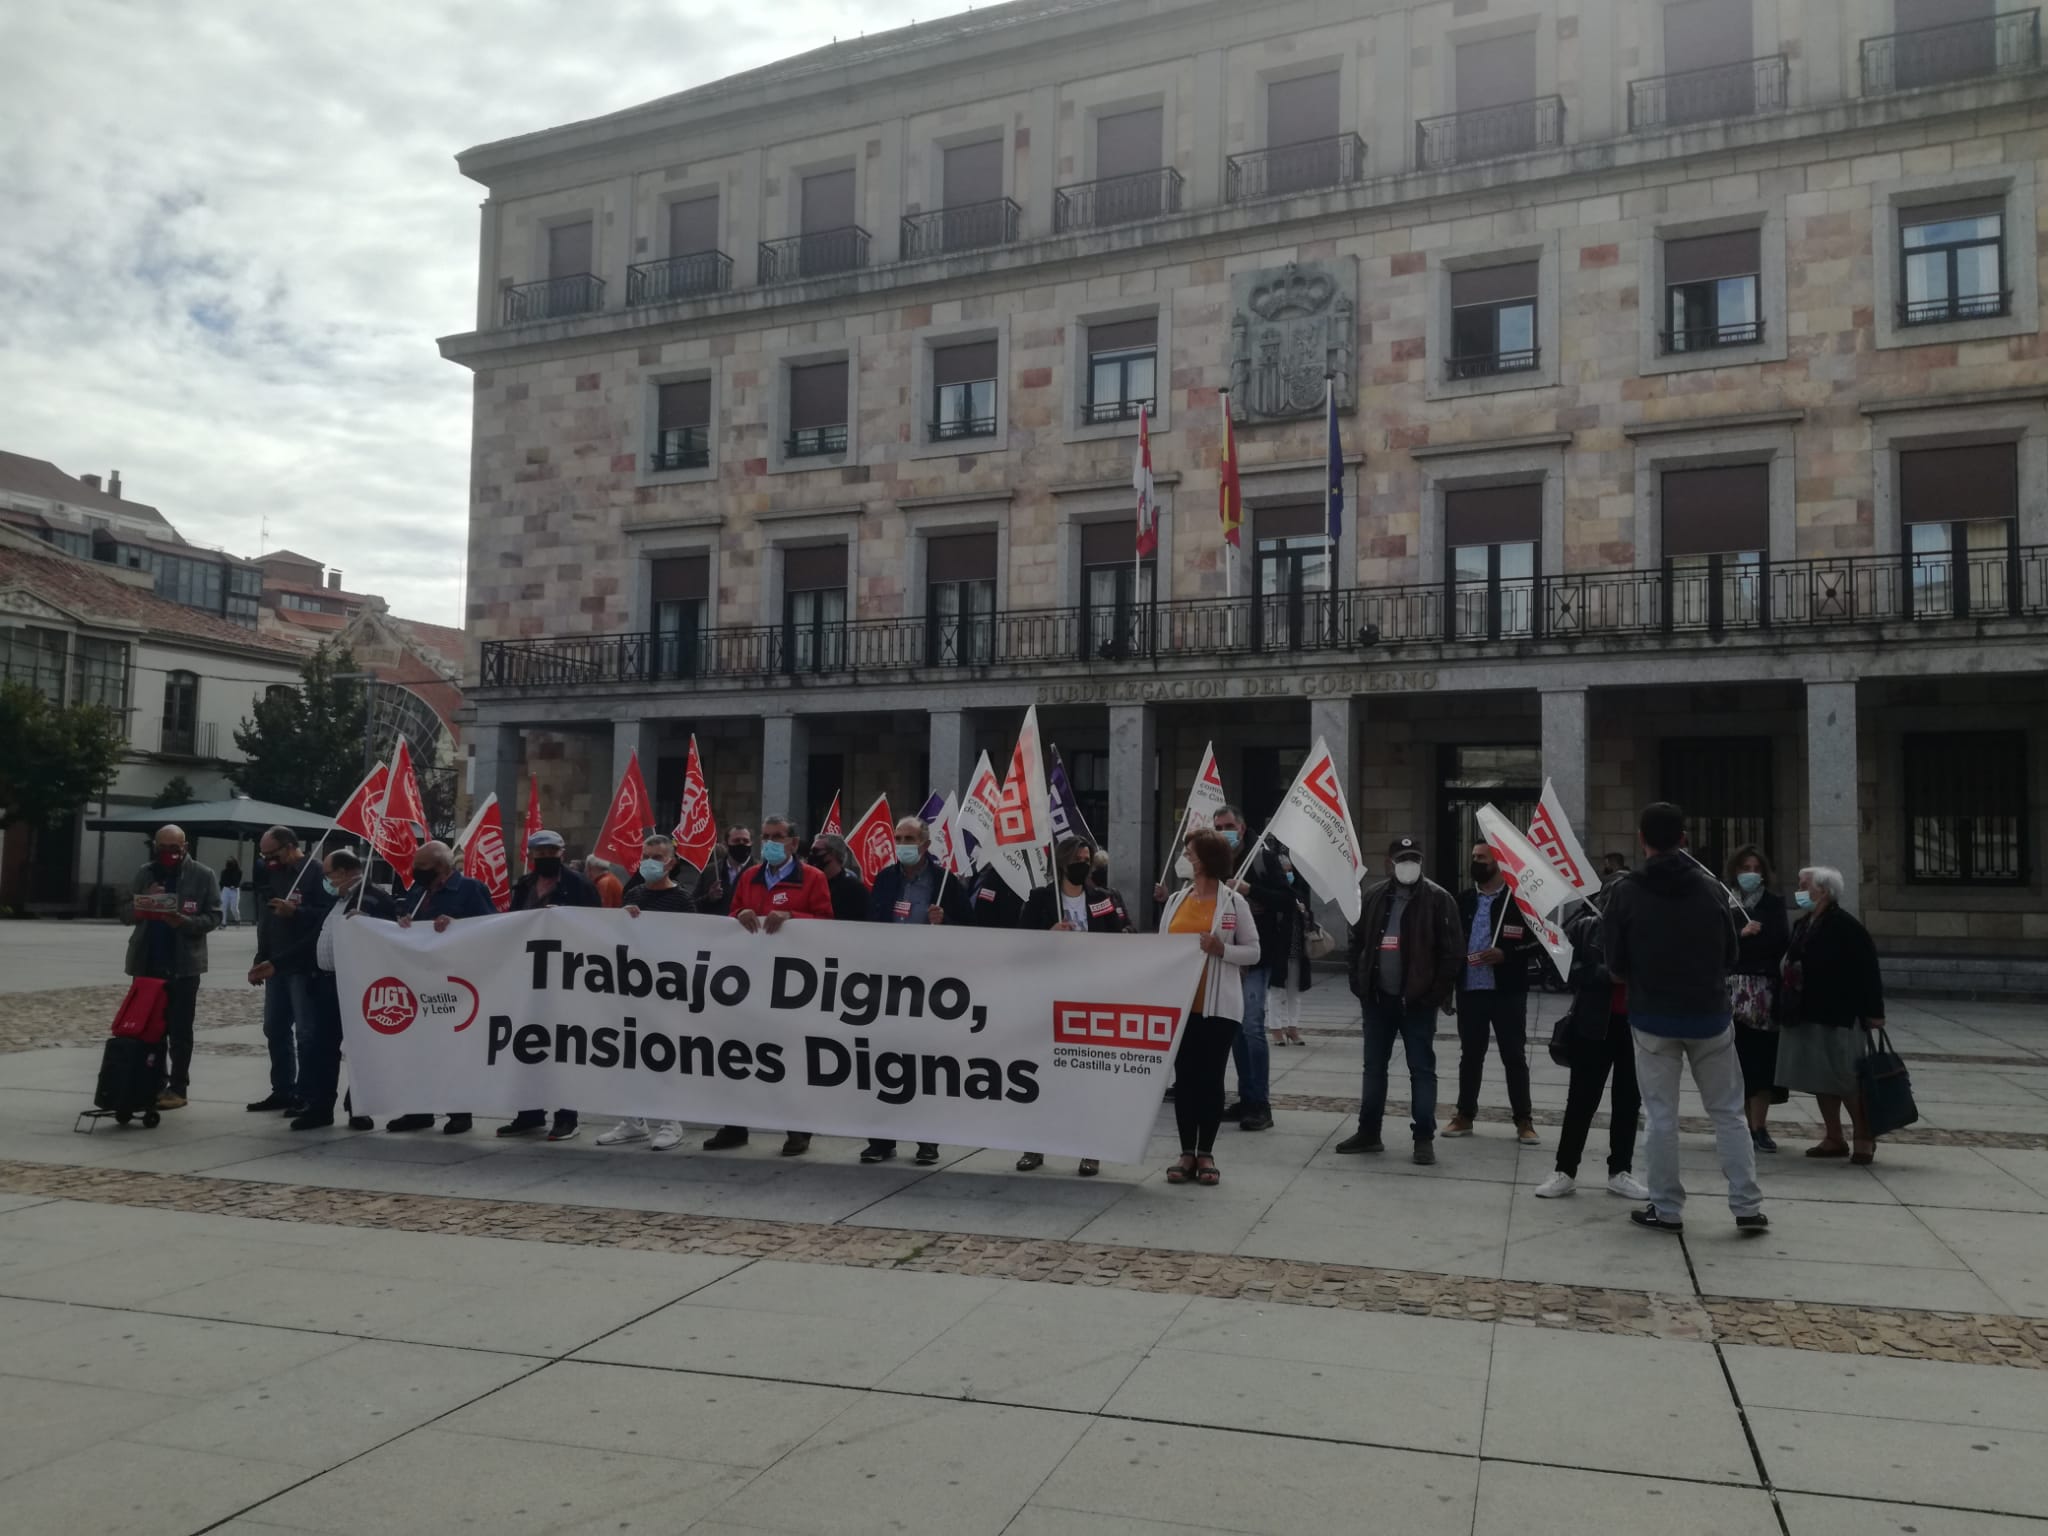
[595,751,654,870]
[455,794,511,911]
[1526,778,1595,897]
[847,793,896,883]
[670,735,718,872]
[1477,803,1575,981]
[1264,736,1364,924]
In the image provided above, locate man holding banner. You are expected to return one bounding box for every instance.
[246,825,336,1117]
[860,814,968,1166]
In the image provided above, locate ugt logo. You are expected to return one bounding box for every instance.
[363,977,418,1035]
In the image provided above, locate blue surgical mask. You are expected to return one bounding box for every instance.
[1793,889,1814,910]
[896,842,922,866]
[638,859,668,884]
[760,840,787,867]
[1220,829,1241,849]
[1736,871,1763,894]
[321,877,339,897]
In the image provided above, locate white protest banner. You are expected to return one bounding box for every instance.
[1475,803,1575,981]
[1264,736,1365,924]
[1527,779,1596,897]
[336,909,1206,1164]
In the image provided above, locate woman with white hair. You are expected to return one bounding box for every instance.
[1774,865,1888,1165]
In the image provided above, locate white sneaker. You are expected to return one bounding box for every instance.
[595,1119,649,1147]
[650,1122,684,1151]
[1607,1172,1650,1200]
[1533,1171,1576,1199]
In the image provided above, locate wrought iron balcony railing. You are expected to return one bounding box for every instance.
[1660,319,1765,353]
[650,427,711,472]
[501,274,604,325]
[1861,8,2041,94]
[1226,134,1367,201]
[901,198,1021,259]
[1053,168,1184,232]
[1447,347,1540,381]
[785,424,849,458]
[1899,290,2013,326]
[626,251,733,305]
[758,226,871,285]
[1415,95,1564,169]
[1628,54,1788,130]
[476,546,2048,692]
[931,415,999,442]
[1082,397,1155,425]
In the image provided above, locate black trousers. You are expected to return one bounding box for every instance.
[299,971,344,1116]
[161,975,200,1094]
[1554,1012,1642,1179]
[1172,1012,1239,1154]
[1454,990,1532,1121]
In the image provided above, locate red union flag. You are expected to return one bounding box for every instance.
[994,706,1052,854]
[1526,778,1595,895]
[595,751,654,870]
[1477,802,1576,981]
[382,739,429,836]
[1264,736,1364,924]
[821,791,843,838]
[524,773,543,845]
[455,794,511,911]
[671,735,717,871]
[334,764,390,843]
[847,793,896,883]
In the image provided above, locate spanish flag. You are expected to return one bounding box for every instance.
[1219,392,1243,548]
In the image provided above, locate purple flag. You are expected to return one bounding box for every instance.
[1047,748,1097,848]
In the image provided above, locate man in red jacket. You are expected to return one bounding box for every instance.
[705,813,831,1156]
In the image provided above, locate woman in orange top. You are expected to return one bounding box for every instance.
[1157,828,1263,1187]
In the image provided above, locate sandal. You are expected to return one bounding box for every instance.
[1166,1154,1196,1185]
[1078,1159,1100,1177]
[1194,1155,1220,1187]
[1804,1142,1850,1159]
[1850,1142,1876,1166]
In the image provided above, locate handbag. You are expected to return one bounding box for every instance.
[111,977,169,1044]
[1545,1009,1574,1068]
[1857,1027,1919,1139]
[1730,973,1774,1030]
[1303,921,1336,961]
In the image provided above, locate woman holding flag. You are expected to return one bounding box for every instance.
[1158,828,1262,1187]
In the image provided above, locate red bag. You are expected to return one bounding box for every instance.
[111,977,169,1044]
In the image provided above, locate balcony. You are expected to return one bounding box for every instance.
[1660,319,1765,353]
[156,719,217,759]
[1861,8,2041,94]
[1900,289,2012,326]
[901,198,1020,259]
[501,274,604,325]
[1446,346,1540,381]
[1415,96,1564,169]
[930,414,999,443]
[1081,396,1154,426]
[476,546,2048,694]
[1053,168,1184,233]
[758,226,871,285]
[650,427,711,472]
[785,424,849,459]
[1226,134,1367,201]
[626,251,733,305]
[1628,55,1788,131]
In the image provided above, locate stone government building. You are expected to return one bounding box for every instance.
[440,0,2048,975]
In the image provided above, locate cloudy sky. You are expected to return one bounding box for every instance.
[0,0,960,625]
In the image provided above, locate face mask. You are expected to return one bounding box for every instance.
[156,849,184,869]
[727,843,750,863]
[1394,861,1422,886]
[1064,860,1091,887]
[1793,889,1814,910]
[896,843,922,866]
[1470,862,1496,884]
[321,877,339,897]
[760,840,787,867]
[1736,871,1763,893]
[1285,871,1296,884]
[410,866,432,886]
[1218,828,1241,849]
[639,859,668,883]
[1174,855,1193,881]
[532,855,562,878]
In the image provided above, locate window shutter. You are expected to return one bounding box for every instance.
[1080,520,1138,566]
[1900,197,2005,230]
[1455,31,1537,112]
[1660,465,1770,557]
[1663,0,1755,71]
[1087,316,1158,354]
[942,139,1004,207]
[933,340,998,386]
[1266,70,1340,147]
[1664,229,1761,285]
[927,532,997,583]
[656,380,711,431]
[1444,484,1542,546]
[1899,444,2017,522]
[788,361,849,431]
[651,555,708,602]
[1450,263,1539,307]
[1095,107,1163,178]
[667,195,719,256]
[783,544,847,592]
[1256,503,1325,540]
[800,169,856,233]
[547,221,594,278]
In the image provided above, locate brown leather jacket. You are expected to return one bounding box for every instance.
[1348,875,1463,1008]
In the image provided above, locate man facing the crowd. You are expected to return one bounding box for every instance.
[1339,836,1461,1165]
[1446,840,1542,1145]
[1602,802,1766,1235]
[120,824,220,1111]
[860,815,968,1166]
[247,826,334,1116]
[597,834,698,1152]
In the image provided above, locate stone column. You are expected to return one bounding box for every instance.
[760,715,811,831]
[1108,703,1157,926]
[1805,681,1861,909]
[474,200,501,332]
[1540,688,1590,835]
[927,710,976,800]
[471,722,523,837]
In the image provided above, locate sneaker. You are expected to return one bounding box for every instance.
[1222,1102,1248,1123]
[1238,1109,1274,1132]
[1607,1171,1651,1201]
[780,1133,811,1157]
[1014,1151,1043,1171]
[1629,1205,1684,1234]
[861,1142,897,1164]
[650,1123,684,1151]
[246,1093,293,1113]
[546,1113,579,1142]
[1334,1132,1383,1154]
[443,1114,472,1135]
[914,1143,941,1165]
[1515,1121,1541,1146]
[1533,1171,1576,1198]
[155,1092,187,1110]
[289,1111,334,1131]
[348,1116,374,1131]
[1412,1139,1436,1166]
[703,1126,749,1151]
[1736,1212,1770,1235]
[497,1112,546,1137]
[385,1114,434,1133]
[1751,1128,1779,1154]
[1442,1115,1474,1137]
[596,1119,651,1147]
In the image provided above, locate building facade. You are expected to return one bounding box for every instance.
[441,0,2048,967]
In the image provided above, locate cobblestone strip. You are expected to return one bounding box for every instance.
[2,1158,2042,1368]
[0,985,260,1054]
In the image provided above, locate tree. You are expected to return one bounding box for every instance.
[0,682,126,858]
[152,775,196,809]
[228,644,367,814]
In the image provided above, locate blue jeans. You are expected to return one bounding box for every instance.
[299,972,345,1116]
[1360,994,1439,1142]
[261,971,318,1100]
[1230,969,1272,1109]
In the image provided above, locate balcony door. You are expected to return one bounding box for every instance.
[1900,443,2019,618]
[1263,70,1341,192]
[926,531,997,666]
[1444,484,1540,640]
[1252,503,1330,651]
[1080,520,1153,660]
[1662,0,1757,121]
[1093,106,1166,219]
[651,555,709,679]
[782,545,849,673]
[1661,464,1768,631]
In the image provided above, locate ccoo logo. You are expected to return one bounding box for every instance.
[363,977,417,1034]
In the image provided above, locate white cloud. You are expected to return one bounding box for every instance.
[0,0,948,624]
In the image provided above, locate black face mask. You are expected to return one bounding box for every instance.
[532,856,562,878]
[1471,862,1497,884]
[411,866,433,886]
[1064,861,1092,887]
[726,844,751,863]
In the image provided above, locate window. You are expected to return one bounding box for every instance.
[1660,737,1774,880]
[1889,0,2005,91]
[160,669,198,756]
[0,626,66,701]
[1083,317,1157,424]
[1900,200,2007,325]
[668,194,718,257]
[1661,464,1769,629]
[1457,30,1537,113]
[1899,443,2019,617]
[1905,731,2027,884]
[1086,105,1170,222]
[931,341,998,441]
[649,555,710,678]
[1447,30,1543,161]
[654,379,712,470]
[798,169,862,275]
[786,360,849,457]
[782,545,848,673]
[227,565,262,627]
[37,526,91,558]
[942,139,1004,210]
[1449,264,1539,378]
[926,532,997,665]
[1262,70,1343,194]
[142,550,225,615]
[1444,484,1540,639]
[1664,229,1761,350]
[1660,0,1762,122]
[74,636,127,713]
[1253,504,1332,651]
[548,220,594,280]
[1079,520,1154,659]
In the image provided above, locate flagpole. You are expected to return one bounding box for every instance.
[1324,375,1337,646]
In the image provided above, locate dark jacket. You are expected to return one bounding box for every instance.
[1455,884,1542,993]
[508,865,602,911]
[348,883,400,921]
[1349,875,1462,1008]
[691,855,754,917]
[1733,890,1792,979]
[1600,852,1739,1027]
[1560,907,1619,1045]
[1781,905,1885,1029]
[825,869,871,922]
[253,856,336,975]
[1021,881,1135,934]
[868,859,973,925]
[122,857,221,979]
[404,873,498,922]
[1236,845,1299,984]
[968,866,1024,928]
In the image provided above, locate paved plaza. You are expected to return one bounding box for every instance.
[0,923,2044,1535]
